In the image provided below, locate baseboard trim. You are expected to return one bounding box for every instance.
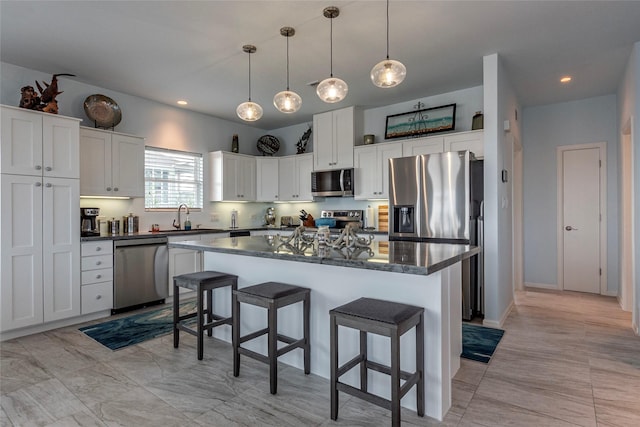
[483,299,514,329]
[524,282,559,290]
[0,310,111,342]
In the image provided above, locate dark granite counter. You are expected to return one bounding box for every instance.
[169,235,479,276]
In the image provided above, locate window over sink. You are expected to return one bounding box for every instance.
[144,147,203,210]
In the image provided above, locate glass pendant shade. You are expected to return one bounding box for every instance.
[273,90,302,113]
[236,101,263,121]
[237,44,262,122]
[371,58,406,88]
[316,77,348,103]
[274,27,301,113]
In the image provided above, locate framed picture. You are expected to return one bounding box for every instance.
[385,103,456,140]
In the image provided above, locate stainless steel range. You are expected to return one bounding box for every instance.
[320,209,363,229]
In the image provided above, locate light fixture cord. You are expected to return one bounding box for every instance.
[386,0,390,59]
[329,15,334,77]
[286,33,290,90]
[248,50,252,101]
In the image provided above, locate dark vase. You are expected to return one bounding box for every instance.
[472,111,484,130]
[231,134,239,153]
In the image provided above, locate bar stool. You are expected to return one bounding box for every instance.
[173,271,238,360]
[232,282,311,394]
[330,297,424,427]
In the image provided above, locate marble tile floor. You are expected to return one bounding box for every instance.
[1,288,639,426]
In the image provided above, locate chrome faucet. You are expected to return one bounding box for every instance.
[173,204,189,230]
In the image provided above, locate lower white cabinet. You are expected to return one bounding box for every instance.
[354,142,402,200]
[1,174,80,331]
[81,241,113,314]
[168,234,203,296]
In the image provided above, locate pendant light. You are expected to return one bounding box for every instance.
[237,44,263,122]
[274,27,302,114]
[370,0,406,88]
[316,6,348,103]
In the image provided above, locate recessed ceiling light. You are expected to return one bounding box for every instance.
[560,76,572,83]
[177,100,188,105]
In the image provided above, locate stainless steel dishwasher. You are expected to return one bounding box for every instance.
[113,237,168,313]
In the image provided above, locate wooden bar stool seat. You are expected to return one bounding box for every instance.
[173,271,238,360]
[232,281,311,394]
[330,297,425,427]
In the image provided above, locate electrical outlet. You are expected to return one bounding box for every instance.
[210,213,219,222]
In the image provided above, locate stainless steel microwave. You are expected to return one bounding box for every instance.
[311,168,354,197]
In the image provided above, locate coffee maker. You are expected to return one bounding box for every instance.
[80,208,100,237]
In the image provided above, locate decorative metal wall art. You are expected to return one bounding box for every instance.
[385,103,456,140]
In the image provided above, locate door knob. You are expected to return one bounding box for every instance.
[565,225,578,231]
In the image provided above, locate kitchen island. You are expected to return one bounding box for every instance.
[169,234,480,421]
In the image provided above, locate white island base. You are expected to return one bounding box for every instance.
[201,251,462,421]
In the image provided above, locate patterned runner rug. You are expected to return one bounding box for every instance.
[461,323,505,363]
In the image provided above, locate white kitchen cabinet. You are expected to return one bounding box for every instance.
[354,142,402,200]
[313,106,361,170]
[444,130,484,159]
[168,234,205,297]
[80,241,113,314]
[279,153,313,201]
[1,105,80,178]
[1,174,80,331]
[79,127,145,197]
[256,157,280,202]
[402,135,444,156]
[209,151,256,201]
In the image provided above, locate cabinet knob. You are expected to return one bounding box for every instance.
[96,247,102,252]
[113,187,119,192]
[106,187,112,191]
[45,166,52,171]
[96,261,102,265]
[35,165,42,170]
[35,182,42,187]
[96,295,102,300]
[96,274,102,279]
[45,183,52,188]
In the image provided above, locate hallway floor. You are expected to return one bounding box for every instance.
[1,288,639,426]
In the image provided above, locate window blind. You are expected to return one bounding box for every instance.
[144,147,203,210]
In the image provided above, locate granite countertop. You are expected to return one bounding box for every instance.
[80,226,388,242]
[169,235,480,276]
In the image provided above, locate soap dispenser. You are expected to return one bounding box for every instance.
[184,214,191,231]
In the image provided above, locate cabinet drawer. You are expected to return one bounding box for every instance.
[81,254,113,271]
[82,241,113,256]
[82,268,113,285]
[81,282,113,314]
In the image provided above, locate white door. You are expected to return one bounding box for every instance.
[560,146,602,293]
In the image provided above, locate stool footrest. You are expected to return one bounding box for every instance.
[276,338,306,357]
[203,316,232,329]
[177,324,198,337]
[238,347,270,365]
[400,372,421,399]
[337,354,366,377]
[239,327,269,344]
[366,360,415,382]
[337,381,391,411]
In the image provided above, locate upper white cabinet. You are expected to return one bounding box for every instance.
[79,127,145,197]
[402,135,444,156]
[210,151,256,201]
[279,153,313,201]
[256,157,280,202]
[313,106,361,170]
[354,142,402,200]
[1,106,80,178]
[443,130,484,159]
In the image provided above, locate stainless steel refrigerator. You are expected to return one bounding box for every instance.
[388,151,484,320]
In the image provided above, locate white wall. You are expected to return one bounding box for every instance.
[482,54,520,327]
[617,41,639,333]
[522,95,619,294]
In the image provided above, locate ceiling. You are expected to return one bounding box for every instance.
[2,1,640,130]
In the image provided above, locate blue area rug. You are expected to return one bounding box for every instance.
[79,301,196,350]
[462,323,504,363]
